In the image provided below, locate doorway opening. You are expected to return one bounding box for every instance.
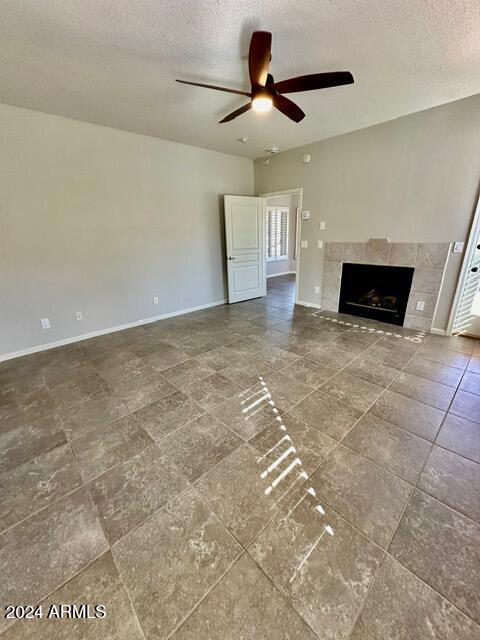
[263,190,302,306]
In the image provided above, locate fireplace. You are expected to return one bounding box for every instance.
[339,263,414,326]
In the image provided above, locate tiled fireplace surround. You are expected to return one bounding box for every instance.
[321,238,451,332]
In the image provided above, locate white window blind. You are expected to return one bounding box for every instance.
[266,207,289,261]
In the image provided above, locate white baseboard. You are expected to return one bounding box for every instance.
[0,299,227,363]
[430,327,446,336]
[266,271,296,279]
[297,300,322,309]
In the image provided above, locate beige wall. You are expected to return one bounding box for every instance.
[265,194,298,277]
[255,94,480,331]
[0,104,253,358]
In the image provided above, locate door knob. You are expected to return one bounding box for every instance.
[228,256,234,260]
[471,267,479,273]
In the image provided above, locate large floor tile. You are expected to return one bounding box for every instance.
[405,355,464,387]
[279,357,337,388]
[276,333,325,356]
[0,417,66,472]
[366,341,418,370]
[311,446,411,547]
[171,554,317,640]
[219,353,272,387]
[139,341,190,371]
[436,413,480,464]
[61,393,130,440]
[183,373,244,410]
[428,335,476,355]
[390,371,454,410]
[307,343,360,369]
[249,492,383,639]
[0,444,82,532]
[450,390,480,423]
[1,552,144,639]
[253,345,300,370]
[390,489,480,624]
[113,488,241,640]
[71,414,153,482]
[0,489,107,633]
[89,445,189,544]
[369,389,445,440]
[210,389,277,440]
[418,446,480,522]
[93,348,155,386]
[467,356,480,373]
[289,389,362,440]
[418,344,470,370]
[251,413,337,475]
[161,359,215,391]
[259,370,314,412]
[134,390,204,442]
[320,372,383,413]
[160,413,242,482]
[351,555,479,640]
[195,346,238,371]
[343,413,431,483]
[344,355,398,388]
[110,372,176,411]
[195,443,282,546]
[460,371,480,395]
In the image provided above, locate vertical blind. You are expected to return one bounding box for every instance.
[266,207,289,261]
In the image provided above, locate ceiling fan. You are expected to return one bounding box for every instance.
[176,31,353,123]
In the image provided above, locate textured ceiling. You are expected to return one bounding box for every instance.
[0,0,479,159]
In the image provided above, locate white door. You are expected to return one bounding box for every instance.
[452,241,480,337]
[224,195,266,303]
[450,193,480,338]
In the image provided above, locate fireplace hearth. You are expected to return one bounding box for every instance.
[339,263,414,325]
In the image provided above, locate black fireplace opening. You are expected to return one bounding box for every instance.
[338,263,414,326]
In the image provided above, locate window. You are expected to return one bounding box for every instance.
[266,207,289,261]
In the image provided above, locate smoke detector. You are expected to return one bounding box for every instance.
[266,146,279,154]
[237,136,248,143]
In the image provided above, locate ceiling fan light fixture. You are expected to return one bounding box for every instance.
[251,94,273,113]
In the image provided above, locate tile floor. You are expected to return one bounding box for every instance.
[1,273,480,638]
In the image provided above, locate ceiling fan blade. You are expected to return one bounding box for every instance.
[272,71,354,94]
[248,31,272,87]
[273,94,305,123]
[176,79,250,97]
[219,102,252,123]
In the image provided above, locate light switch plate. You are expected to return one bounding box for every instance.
[453,241,464,253]
[40,318,50,329]
[301,240,308,249]
[314,286,320,294]
[319,221,326,230]
[301,211,311,220]
[416,301,425,311]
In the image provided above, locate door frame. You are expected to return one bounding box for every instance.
[447,189,480,335]
[259,188,303,305]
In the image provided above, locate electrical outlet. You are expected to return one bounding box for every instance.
[75,311,83,321]
[40,318,50,329]
[319,221,326,230]
[314,286,320,294]
[153,296,159,305]
[301,240,308,249]
[317,240,323,249]
[416,301,425,312]
[453,241,464,253]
